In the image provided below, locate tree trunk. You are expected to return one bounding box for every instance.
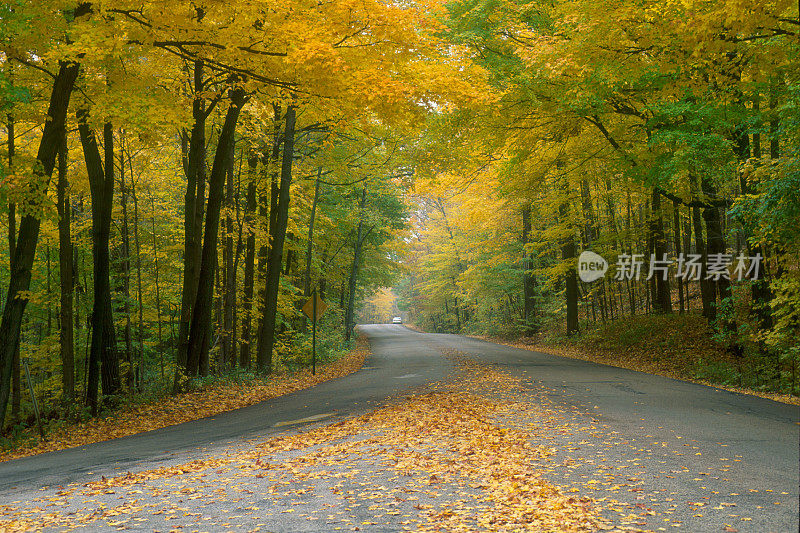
[672,200,684,313]
[345,189,367,342]
[222,139,237,371]
[254,105,282,364]
[57,126,75,401]
[701,177,730,321]
[240,157,258,370]
[0,61,80,428]
[150,195,164,381]
[119,134,134,389]
[130,163,145,387]
[6,115,21,422]
[174,60,208,389]
[256,105,296,372]
[650,190,672,313]
[521,204,536,334]
[559,187,578,335]
[79,116,122,413]
[691,179,715,320]
[186,88,246,376]
[303,171,322,298]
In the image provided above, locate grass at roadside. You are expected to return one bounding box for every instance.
[0,335,369,463]
[469,313,799,406]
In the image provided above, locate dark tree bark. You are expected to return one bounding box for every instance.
[303,170,322,298]
[650,189,673,313]
[0,61,81,428]
[256,105,296,372]
[118,135,134,389]
[254,105,282,362]
[701,177,731,319]
[174,60,208,389]
[559,188,579,336]
[521,204,537,334]
[239,156,258,370]
[672,200,684,313]
[57,127,75,400]
[222,138,237,371]
[6,115,21,422]
[129,155,145,387]
[79,116,122,413]
[186,88,246,376]
[345,189,367,342]
[690,176,715,319]
[149,195,164,380]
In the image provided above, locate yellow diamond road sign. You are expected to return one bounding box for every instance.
[302,293,328,321]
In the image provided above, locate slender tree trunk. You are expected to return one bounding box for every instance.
[256,105,296,372]
[57,127,75,401]
[119,135,134,389]
[130,168,145,387]
[304,170,322,298]
[174,60,208,389]
[521,204,536,334]
[345,189,367,342]
[701,177,729,321]
[186,88,246,376]
[79,116,122,413]
[691,177,715,319]
[0,61,80,428]
[6,115,21,422]
[650,190,673,313]
[150,195,164,381]
[672,200,684,313]
[240,157,258,370]
[562,225,579,335]
[560,183,578,335]
[254,105,282,363]
[222,139,236,371]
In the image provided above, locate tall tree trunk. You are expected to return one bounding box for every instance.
[345,189,367,342]
[559,185,578,335]
[521,204,536,334]
[701,177,730,322]
[6,116,21,423]
[0,61,80,428]
[672,200,684,313]
[186,88,246,376]
[57,126,75,401]
[256,106,296,371]
[650,190,673,313]
[150,195,164,381]
[240,157,258,370]
[222,140,237,371]
[79,116,122,413]
[691,176,715,320]
[174,60,208,389]
[130,162,145,387]
[254,105,282,364]
[119,134,134,389]
[303,170,322,298]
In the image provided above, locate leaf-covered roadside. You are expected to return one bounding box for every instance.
[0,357,622,533]
[477,314,800,406]
[0,338,368,463]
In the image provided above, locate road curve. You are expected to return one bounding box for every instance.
[0,325,448,493]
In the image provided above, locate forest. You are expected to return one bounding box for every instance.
[0,0,798,444]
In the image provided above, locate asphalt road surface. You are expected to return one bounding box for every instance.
[1,324,798,532]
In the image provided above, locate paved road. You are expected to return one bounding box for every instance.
[1,325,798,532]
[0,325,449,493]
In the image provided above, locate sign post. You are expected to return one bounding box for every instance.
[302,291,328,374]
